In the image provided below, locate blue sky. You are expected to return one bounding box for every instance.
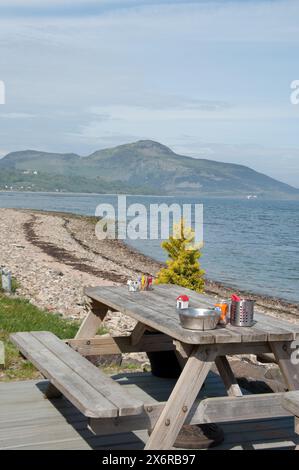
[0,0,299,187]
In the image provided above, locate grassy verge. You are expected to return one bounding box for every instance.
[0,293,79,381]
[0,292,146,381]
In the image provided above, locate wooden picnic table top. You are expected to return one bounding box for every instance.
[85,284,299,345]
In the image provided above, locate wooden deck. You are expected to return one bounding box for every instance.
[0,372,298,450]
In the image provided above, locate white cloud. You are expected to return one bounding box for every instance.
[0,112,36,119]
[0,0,95,6]
[0,149,9,158]
[83,103,298,125]
[88,96,230,112]
[1,1,299,43]
[66,128,140,150]
[0,0,142,4]
[0,0,299,185]
[169,138,299,188]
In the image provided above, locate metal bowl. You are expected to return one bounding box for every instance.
[178,308,221,331]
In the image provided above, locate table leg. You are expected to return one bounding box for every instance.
[270,341,299,390]
[145,346,217,450]
[130,322,147,346]
[215,356,242,397]
[174,341,194,369]
[75,300,110,339]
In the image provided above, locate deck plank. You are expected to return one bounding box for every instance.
[0,374,298,450]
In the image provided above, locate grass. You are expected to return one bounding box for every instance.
[0,292,79,381]
[0,289,146,381]
[96,325,109,335]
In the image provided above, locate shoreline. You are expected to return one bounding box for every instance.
[1,207,297,394]
[123,239,299,320]
[0,208,298,322]
[1,189,299,201]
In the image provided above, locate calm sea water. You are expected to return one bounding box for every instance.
[0,191,298,304]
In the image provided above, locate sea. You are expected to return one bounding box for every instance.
[0,191,298,304]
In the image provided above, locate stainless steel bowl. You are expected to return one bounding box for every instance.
[178,308,221,331]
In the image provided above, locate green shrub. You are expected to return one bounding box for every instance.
[156,220,205,293]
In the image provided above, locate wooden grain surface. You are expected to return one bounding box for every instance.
[85,285,299,345]
[145,346,217,449]
[283,392,299,417]
[0,376,298,450]
[10,331,143,418]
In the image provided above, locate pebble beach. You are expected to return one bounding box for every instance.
[1,208,298,325]
[1,207,298,388]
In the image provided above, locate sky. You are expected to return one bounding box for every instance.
[0,0,299,187]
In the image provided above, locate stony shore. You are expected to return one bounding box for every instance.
[0,208,298,388]
[0,208,162,337]
[1,208,298,322]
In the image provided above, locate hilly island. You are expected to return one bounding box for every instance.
[0,140,298,198]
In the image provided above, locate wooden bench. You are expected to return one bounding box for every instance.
[10,331,144,419]
[282,392,299,450]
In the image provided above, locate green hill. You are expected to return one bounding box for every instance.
[0,140,298,198]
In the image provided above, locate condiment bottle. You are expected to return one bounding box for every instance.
[215,299,229,325]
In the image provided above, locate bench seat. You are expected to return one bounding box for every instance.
[10,331,144,419]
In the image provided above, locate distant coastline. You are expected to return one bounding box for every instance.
[0,189,299,201]
[1,140,298,198]
[1,193,299,303]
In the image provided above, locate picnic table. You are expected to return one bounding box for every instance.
[72,284,299,449]
[11,284,299,450]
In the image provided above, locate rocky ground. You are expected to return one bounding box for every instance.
[0,208,298,387]
[0,208,160,324]
[0,208,163,366]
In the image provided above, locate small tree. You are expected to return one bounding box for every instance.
[156,220,205,292]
